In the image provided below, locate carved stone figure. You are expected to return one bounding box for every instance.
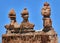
[41,2,53,32]
[2,2,58,43]
[5,9,20,34]
[20,8,35,33]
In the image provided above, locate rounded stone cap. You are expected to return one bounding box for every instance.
[9,9,16,18]
[44,2,49,6]
[41,2,51,17]
[21,8,29,15]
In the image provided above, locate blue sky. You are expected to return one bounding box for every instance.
[0,0,60,43]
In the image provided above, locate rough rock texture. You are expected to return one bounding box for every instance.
[2,31,57,43]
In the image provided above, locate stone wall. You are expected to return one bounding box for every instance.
[2,31,58,43]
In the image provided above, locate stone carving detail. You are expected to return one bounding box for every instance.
[41,2,58,43]
[2,2,58,43]
[5,9,20,34]
[41,2,52,31]
[20,8,35,33]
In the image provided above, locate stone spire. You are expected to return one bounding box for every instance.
[21,8,29,22]
[41,3,58,43]
[20,8,35,33]
[41,2,52,32]
[5,9,20,34]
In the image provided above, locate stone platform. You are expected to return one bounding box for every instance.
[2,30,57,43]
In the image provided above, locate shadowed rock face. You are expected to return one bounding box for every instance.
[2,2,58,43]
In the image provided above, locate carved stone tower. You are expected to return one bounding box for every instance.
[5,9,20,34]
[41,2,58,43]
[20,8,35,33]
[41,2,52,32]
[2,2,58,43]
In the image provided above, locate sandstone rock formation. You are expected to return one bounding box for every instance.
[2,2,58,43]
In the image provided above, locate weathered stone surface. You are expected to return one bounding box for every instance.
[2,31,57,43]
[41,2,51,17]
[43,18,52,28]
[41,2,53,32]
[20,8,35,33]
[5,9,20,34]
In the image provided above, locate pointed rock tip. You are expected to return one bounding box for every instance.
[44,2,49,6]
[9,9,16,15]
[21,8,28,14]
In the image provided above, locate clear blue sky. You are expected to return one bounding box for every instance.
[0,0,60,43]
